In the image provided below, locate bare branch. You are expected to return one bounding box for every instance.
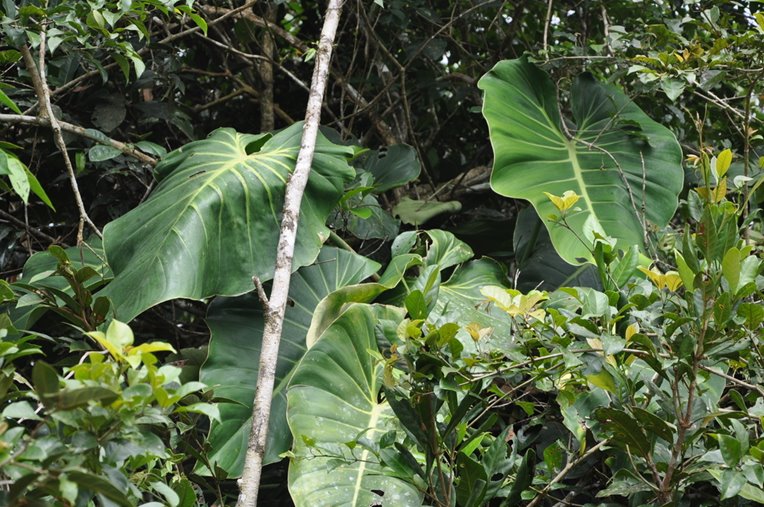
[21,43,101,244]
[202,3,397,145]
[0,113,157,166]
[527,438,610,507]
[543,0,554,60]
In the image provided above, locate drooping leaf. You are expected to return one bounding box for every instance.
[479,57,683,264]
[304,252,421,347]
[362,144,421,193]
[0,150,30,202]
[287,304,422,506]
[100,123,355,321]
[305,229,473,347]
[393,197,462,226]
[200,247,379,475]
[424,229,474,270]
[0,86,21,114]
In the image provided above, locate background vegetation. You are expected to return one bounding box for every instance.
[0,0,763,505]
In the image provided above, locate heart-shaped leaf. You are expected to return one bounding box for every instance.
[100,123,355,320]
[200,247,379,475]
[479,57,683,264]
[287,304,422,506]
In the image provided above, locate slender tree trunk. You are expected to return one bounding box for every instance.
[235,1,344,506]
[259,2,277,132]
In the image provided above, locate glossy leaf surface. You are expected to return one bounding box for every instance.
[479,57,683,264]
[200,248,379,475]
[287,304,422,506]
[101,123,355,320]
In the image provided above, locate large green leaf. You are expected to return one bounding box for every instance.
[305,252,422,347]
[304,230,511,350]
[200,247,379,475]
[479,57,683,264]
[100,123,355,321]
[287,304,423,506]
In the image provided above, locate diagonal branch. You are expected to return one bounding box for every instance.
[235,1,345,506]
[21,42,101,244]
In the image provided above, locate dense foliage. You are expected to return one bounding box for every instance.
[1,0,763,505]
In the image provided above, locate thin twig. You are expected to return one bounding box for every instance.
[543,0,554,60]
[259,3,277,132]
[0,208,60,244]
[699,364,764,397]
[527,438,610,507]
[0,113,157,165]
[251,276,269,308]
[203,3,397,145]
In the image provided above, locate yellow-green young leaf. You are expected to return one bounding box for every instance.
[544,190,580,212]
[129,342,177,356]
[638,265,664,288]
[87,331,125,361]
[755,12,764,31]
[715,149,732,179]
[663,271,683,292]
[675,250,695,291]
[722,247,741,294]
[480,285,514,311]
[106,319,134,348]
[625,322,639,341]
[586,370,617,393]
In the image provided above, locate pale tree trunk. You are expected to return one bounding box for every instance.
[235,1,345,506]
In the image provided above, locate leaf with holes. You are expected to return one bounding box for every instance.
[479,57,683,264]
[287,304,422,506]
[99,122,355,320]
[200,248,379,475]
